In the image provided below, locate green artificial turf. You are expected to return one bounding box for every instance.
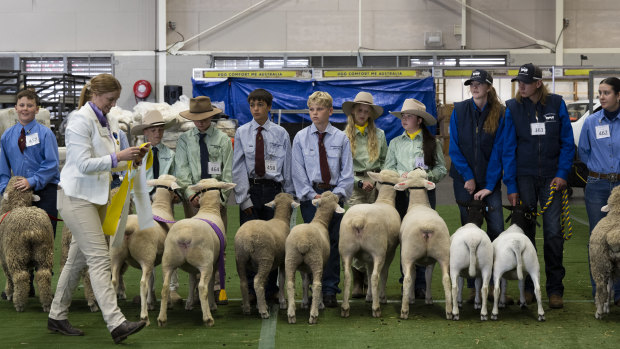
[1,203,619,349]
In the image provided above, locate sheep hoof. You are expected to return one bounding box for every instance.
[204,318,214,327]
[365,295,372,303]
[260,311,270,319]
[279,301,287,310]
[452,314,460,321]
[157,318,167,327]
[308,315,318,324]
[301,301,309,309]
[372,308,381,318]
[15,305,24,312]
[480,314,487,321]
[499,302,506,309]
[446,312,453,320]
[474,302,481,310]
[425,298,433,305]
[603,303,610,313]
[42,305,51,313]
[457,301,463,308]
[141,316,150,326]
[117,292,126,300]
[242,306,251,315]
[400,310,409,320]
[88,303,100,312]
[288,315,296,324]
[538,314,545,322]
[519,302,527,309]
[490,313,498,321]
[595,312,603,319]
[340,307,350,318]
[379,297,387,304]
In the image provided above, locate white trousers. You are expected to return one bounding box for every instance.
[49,189,126,332]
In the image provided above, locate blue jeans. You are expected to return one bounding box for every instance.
[518,176,565,297]
[585,177,620,301]
[300,190,344,296]
[453,178,504,288]
[239,182,282,297]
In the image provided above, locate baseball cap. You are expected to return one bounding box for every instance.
[511,63,543,83]
[464,69,493,86]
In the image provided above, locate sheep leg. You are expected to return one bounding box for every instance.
[449,272,460,321]
[158,266,172,327]
[309,270,323,324]
[285,262,297,324]
[3,277,12,301]
[400,262,414,320]
[370,257,384,318]
[12,269,29,312]
[424,264,434,305]
[139,264,153,325]
[438,261,452,320]
[198,268,214,327]
[148,270,156,311]
[479,273,491,321]
[529,275,545,321]
[255,261,273,319]
[379,249,396,304]
[235,255,251,315]
[490,275,501,320]
[474,277,482,310]
[277,265,287,309]
[605,278,612,315]
[34,268,53,313]
[340,255,352,318]
[301,272,310,309]
[186,273,197,311]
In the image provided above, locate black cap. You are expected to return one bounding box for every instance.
[464,69,493,86]
[511,63,543,83]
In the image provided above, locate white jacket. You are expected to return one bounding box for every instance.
[59,103,127,205]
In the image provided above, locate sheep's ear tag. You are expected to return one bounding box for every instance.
[264,200,276,208]
[311,198,320,207]
[601,205,610,213]
[291,201,301,208]
[425,181,436,190]
[335,205,345,214]
[32,194,41,202]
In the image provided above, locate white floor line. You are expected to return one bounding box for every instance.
[258,303,279,349]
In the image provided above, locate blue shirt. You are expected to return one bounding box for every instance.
[0,119,60,193]
[292,123,353,201]
[233,119,294,209]
[578,109,620,174]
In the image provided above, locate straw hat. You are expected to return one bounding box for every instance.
[390,98,436,126]
[131,110,176,135]
[179,96,222,121]
[341,92,384,120]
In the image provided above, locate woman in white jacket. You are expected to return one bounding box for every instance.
[47,74,150,344]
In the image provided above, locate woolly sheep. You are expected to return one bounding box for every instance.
[157,178,236,327]
[394,168,452,320]
[339,170,401,318]
[0,176,54,312]
[285,191,344,324]
[234,192,299,318]
[110,174,180,326]
[589,185,620,319]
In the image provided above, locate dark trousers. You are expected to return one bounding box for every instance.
[300,188,343,296]
[395,189,436,290]
[33,183,58,237]
[240,182,282,297]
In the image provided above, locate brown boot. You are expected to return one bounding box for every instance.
[549,294,564,309]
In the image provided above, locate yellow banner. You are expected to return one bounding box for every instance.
[202,71,300,78]
[564,69,591,76]
[323,70,418,78]
[443,70,473,77]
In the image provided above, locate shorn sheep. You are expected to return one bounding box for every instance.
[395,168,452,320]
[491,204,545,322]
[158,178,236,327]
[235,192,299,319]
[449,200,494,321]
[110,174,180,325]
[285,191,344,324]
[339,170,401,318]
[590,185,620,319]
[0,176,54,312]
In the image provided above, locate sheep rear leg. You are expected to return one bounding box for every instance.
[309,270,323,324]
[438,261,453,320]
[479,274,491,321]
[12,269,29,312]
[450,273,460,321]
[301,272,310,309]
[157,266,173,327]
[340,256,352,318]
[490,275,501,321]
[285,263,297,324]
[529,275,545,321]
[198,268,214,327]
[139,265,153,325]
[277,265,287,309]
[255,261,273,319]
[34,268,53,313]
[235,256,251,315]
[370,257,385,318]
[186,273,197,311]
[400,262,414,320]
[424,264,435,305]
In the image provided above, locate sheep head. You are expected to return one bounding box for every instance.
[601,186,620,215]
[148,174,182,203]
[189,178,236,193]
[1,176,39,212]
[456,199,487,228]
[368,169,401,186]
[393,168,435,192]
[503,203,537,232]
[265,192,300,210]
[311,191,345,214]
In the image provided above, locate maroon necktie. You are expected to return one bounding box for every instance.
[255,126,265,177]
[318,132,331,185]
[18,128,26,153]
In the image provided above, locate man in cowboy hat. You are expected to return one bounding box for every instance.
[384,97,446,300]
[232,88,295,303]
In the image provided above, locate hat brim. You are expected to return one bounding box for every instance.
[342,101,384,120]
[179,107,222,121]
[464,78,492,86]
[390,109,437,126]
[131,119,177,136]
[511,75,541,83]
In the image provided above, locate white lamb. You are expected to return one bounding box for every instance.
[449,200,493,321]
[157,178,235,327]
[235,192,299,318]
[491,204,545,322]
[395,168,452,320]
[589,185,620,319]
[339,170,401,318]
[285,191,344,324]
[110,174,180,325]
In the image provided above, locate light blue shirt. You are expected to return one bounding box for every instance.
[0,119,60,193]
[233,119,294,209]
[146,143,175,185]
[578,109,620,174]
[292,123,353,201]
[112,129,129,178]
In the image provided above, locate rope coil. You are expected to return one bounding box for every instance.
[536,184,573,240]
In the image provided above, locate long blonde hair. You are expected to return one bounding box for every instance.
[78,74,122,108]
[345,109,379,162]
[515,82,550,106]
[483,86,503,134]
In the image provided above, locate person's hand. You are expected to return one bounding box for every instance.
[243,207,254,216]
[191,194,201,208]
[117,146,145,162]
[464,179,476,195]
[507,193,519,206]
[13,178,31,191]
[313,194,322,199]
[550,177,568,191]
[474,189,491,200]
[361,181,374,192]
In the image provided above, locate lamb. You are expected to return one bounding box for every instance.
[157,178,236,327]
[339,170,401,318]
[285,191,344,324]
[394,168,452,320]
[589,185,620,319]
[235,192,299,319]
[490,204,545,321]
[110,174,180,325]
[449,199,494,321]
[0,176,54,312]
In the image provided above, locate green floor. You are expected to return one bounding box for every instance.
[1,204,619,348]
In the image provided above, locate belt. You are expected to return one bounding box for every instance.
[249,178,282,187]
[313,182,335,190]
[589,171,619,182]
[354,168,380,177]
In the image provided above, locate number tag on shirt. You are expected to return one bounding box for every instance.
[208,162,221,175]
[595,125,610,139]
[531,122,546,136]
[415,156,427,169]
[265,159,277,174]
[26,133,40,147]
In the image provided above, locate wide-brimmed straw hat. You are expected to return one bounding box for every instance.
[179,96,222,121]
[131,110,176,135]
[390,98,436,126]
[341,92,384,120]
